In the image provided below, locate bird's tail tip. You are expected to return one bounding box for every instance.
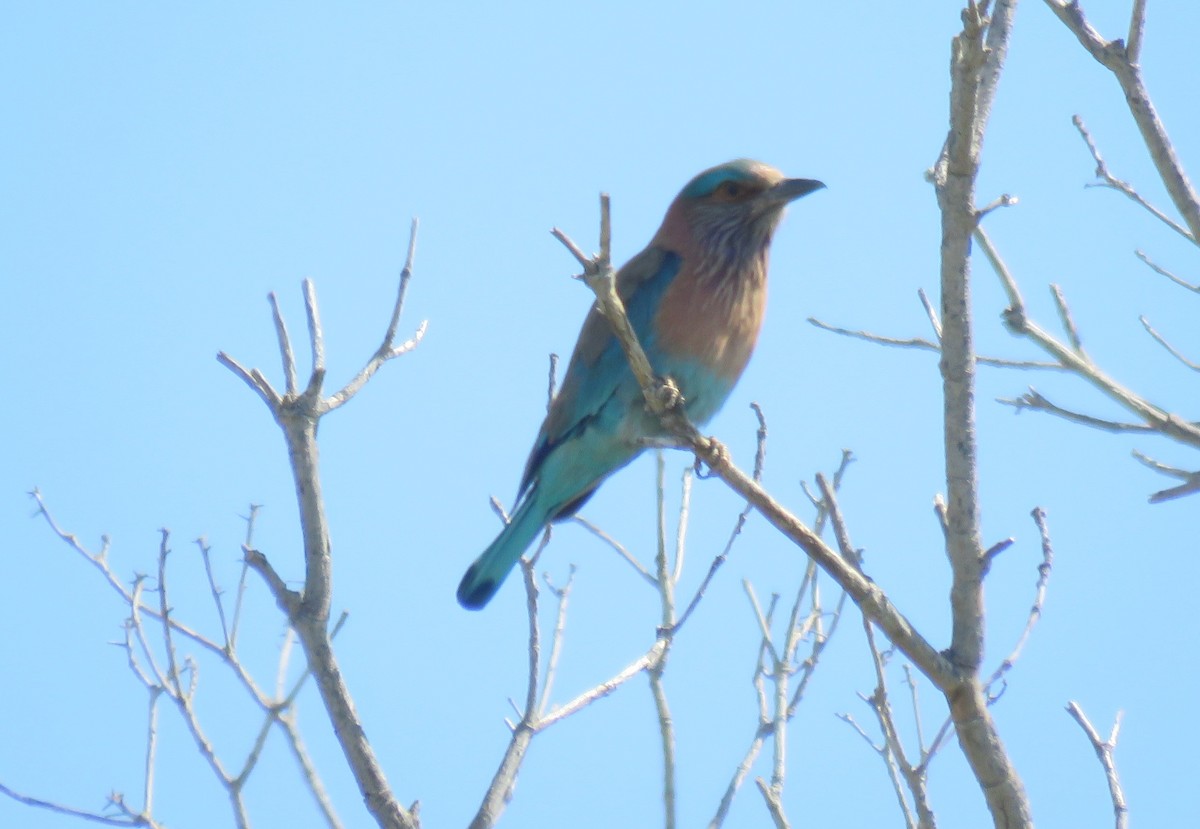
[456,563,501,610]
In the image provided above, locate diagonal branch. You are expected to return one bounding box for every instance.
[978,226,1200,449]
[1066,703,1128,829]
[553,187,958,696]
[999,388,1157,433]
[1046,0,1200,243]
[1070,116,1192,241]
[324,219,427,414]
[0,782,165,829]
[1135,249,1199,293]
[221,245,423,829]
[807,317,1068,371]
[28,489,225,656]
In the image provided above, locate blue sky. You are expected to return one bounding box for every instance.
[3,3,1198,827]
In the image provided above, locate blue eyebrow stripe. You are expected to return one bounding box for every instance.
[680,162,757,199]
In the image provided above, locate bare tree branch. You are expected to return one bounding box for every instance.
[988,508,1053,685]
[675,405,767,632]
[1139,315,1200,371]
[553,203,959,690]
[229,503,261,651]
[1066,703,1128,829]
[807,317,1066,371]
[572,514,656,585]
[979,227,1200,448]
[269,290,299,397]
[998,388,1157,432]
[710,455,852,829]
[1136,249,1199,292]
[1132,450,1200,503]
[1047,1,1200,242]
[924,4,1031,823]
[219,242,426,829]
[0,781,165,829]
[1050,284,1086,356]
[1070,115,1192,241]
[649,453,678,829]
[27,489,225,656]
[754,777,790,829]
[324,219,427,414]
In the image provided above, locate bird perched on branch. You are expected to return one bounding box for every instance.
[458,159,824,609]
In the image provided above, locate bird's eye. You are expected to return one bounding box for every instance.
[719,181,743,199]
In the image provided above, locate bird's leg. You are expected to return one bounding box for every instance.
[637,436,688,451]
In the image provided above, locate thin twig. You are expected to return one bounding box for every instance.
[571,515,656,585]
[323,219,426,413]
[537,567,574,718]
[28,490,225,656]
[1135,249,1199,292]
[519,555,542,722]
[1139,315,1200,371]
[1131,449,1191,480]
[0,782,164,828]
[269,291,299,396]
[1143,467,1200,503]
[536,639,668,729]
[649,453,679,827]
[999,389,1156,433]
[808,317,1065,371]
[1069,114,1193,241]
[675,406,767,631]
[303,279,326,397]
[196,537,231,648]
[672,466,693,585]
[142,688,160,818]
[230,503,260,650]
[1050,285,1086,356]
[743,581,782,666]
[1066,702,1128,829]
[918,288,942,341]
[977,192,1018,220]
[217,351,282,411]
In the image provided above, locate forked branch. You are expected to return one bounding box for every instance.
[217,223,426,829]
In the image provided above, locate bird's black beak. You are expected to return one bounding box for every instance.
[768,178,826,204]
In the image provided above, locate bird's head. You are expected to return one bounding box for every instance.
[658,159,824,259]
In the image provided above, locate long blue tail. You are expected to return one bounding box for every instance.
[458,493,550,610]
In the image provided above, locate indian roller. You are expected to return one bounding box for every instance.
[458,159,824,609]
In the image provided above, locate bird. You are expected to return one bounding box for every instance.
[458,159,824,610]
